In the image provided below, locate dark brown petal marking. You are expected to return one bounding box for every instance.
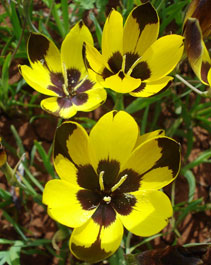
[102,67,113,79]
[97,159,120,190]
[125,52,139,73]
[132,3,158,34]
[77,164,99,190]
[112,193,136,216]
[184,19,202,60]
[132,82,146,93]
[131,61,151,80]
[108,52,123,74]
[72,93,88,106]
[67,68,81,88]
[118,71,124,80]
[71,236,111,263]
[54,122,77,162]
[28,33,49,63]
[47,85,65,96]
[201,61,210,84]
[57,97,73,110]
[77,79,94,93]
[92,204,116,227]
[116,169,141,193]
[140,138,180,178]
[48,72,66,96]
[78,20,83,28]
[77,190,101,211]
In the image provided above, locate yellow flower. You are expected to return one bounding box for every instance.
[184,0,211,37]
[83,2,184,97]
[184,18,211,88]
[19,22,107,119]
[43,111,181,263]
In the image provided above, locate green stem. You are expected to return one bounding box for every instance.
[114,93,124,110]
[175,74,208,97]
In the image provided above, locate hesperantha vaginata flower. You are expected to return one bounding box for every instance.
[83,2,184,97]
[42,111,181,263]
[19,21,106,119]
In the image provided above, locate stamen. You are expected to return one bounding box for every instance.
[111,174,128,192]
[127,57,142,76]
[99,171,105,191]
[62,63,69,96]
[122,54,126,73]
[103,196,111,204]
[72,74,88,92]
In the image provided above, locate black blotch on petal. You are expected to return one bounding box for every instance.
[108,52,123,74]
[184,19,202,60]
[132,83,146,93]
[54,121,76,162]
[131,61,151,80]
[71,236,111,263]
[125,52,139,73]
[132,2,158,34]
[77,79,94,93]
[72,93,88,106]
[102,67,113,79]
[50,72,64,88]
[118,71,124,80]
[112,193,136,216]
[47,85,65,96]
[78,20,83,28]
[77,164,99,190]
[92,204,116,227]
[116,169,141,193]
[77,190,101,211]
[67,68,81,88]
[28,33,49,63]
[201,61,210,84]
[97,159,120,191]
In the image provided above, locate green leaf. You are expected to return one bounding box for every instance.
[9,241,24,265]
[184,170,196,202]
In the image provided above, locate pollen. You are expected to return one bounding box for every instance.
[103,196,111,204]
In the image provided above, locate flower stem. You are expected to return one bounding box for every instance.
[175,74,208,97]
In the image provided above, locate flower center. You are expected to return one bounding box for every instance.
[99,170,128,204]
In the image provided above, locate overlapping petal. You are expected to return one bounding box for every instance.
[102,10,123,61]
[70,214,123,263]
[123,136,181,190]
[184,18,211,85]
[123,2,159,56]
[89,111,139,170]
[42,180,95,227]
[117,190,172,237]
[135,129,165,148]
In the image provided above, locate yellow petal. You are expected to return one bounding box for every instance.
[41,97,77,119]
[42,180,95,227]
[130,76,173,97]
[61,21,93,80]
[103,71,141,93]
[135,35,184,82]
[123,136,181,190]
[135,129,165,148]
[123,2,159,56]
[89,111,139,171]
[27,33,62,73]
[102,9,123,61]
[70,211,123,263]
[118,190,172,237]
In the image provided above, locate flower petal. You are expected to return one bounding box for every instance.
[70,211,123,263]
[89,111,139,170]
[27,33,62,73]
[136,35,184,82]
[53,121,90,167]
[61,21,93,80]
[118,190,172,237]
[130,76,173,97]
[103,72,141,93]
[41,97,77,119]
[42,179,95,227]
[184,18,211,84]
[123,2,159,56]
[19,65,60,96]
[208,67,211,86]
[102,9,123,62]
[123,136,181,190]
[135,129,165,148]
[73,85,107,112]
